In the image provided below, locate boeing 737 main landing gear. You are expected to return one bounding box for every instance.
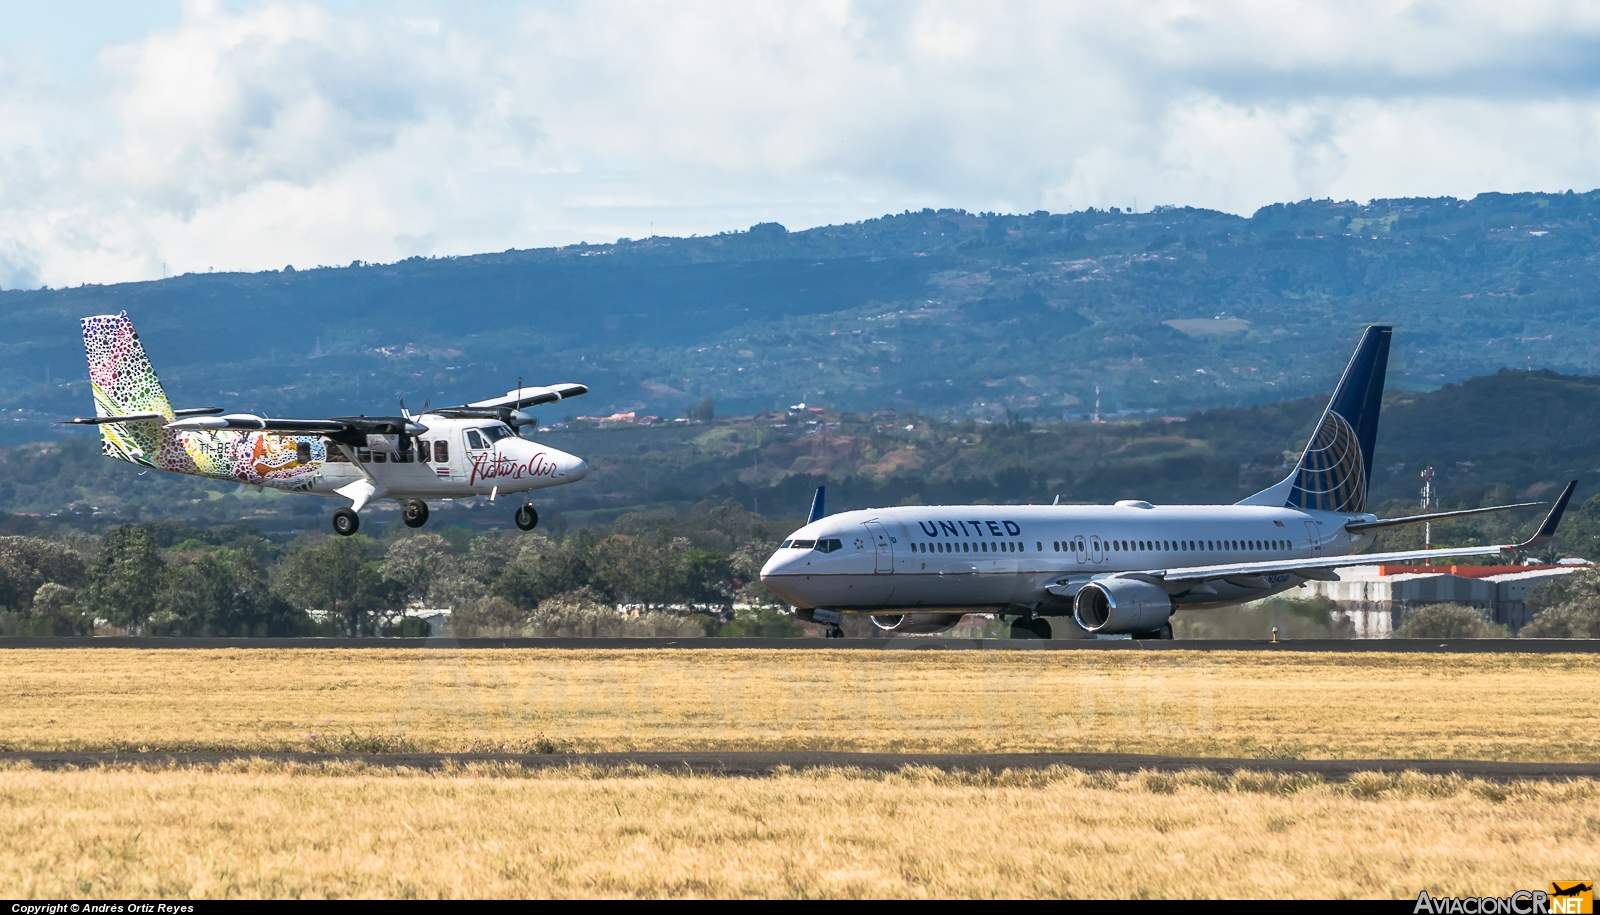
[402,500,429,529]
[825,624,845,638]
[332,508,360,537]
[514,503,539,531]
[1133,623,1175,640]
[1009,616,1052,639]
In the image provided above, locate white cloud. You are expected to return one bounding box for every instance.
[4,0,1600,287]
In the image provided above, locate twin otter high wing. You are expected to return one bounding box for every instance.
[63,313,589,537]
[761,326,1578,639]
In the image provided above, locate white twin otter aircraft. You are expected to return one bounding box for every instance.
[761,326,1576,639]
[66,312,590,536]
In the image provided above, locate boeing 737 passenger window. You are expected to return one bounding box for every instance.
[435,441,449,462]
[296,441,312,463]
[357,449,371,463]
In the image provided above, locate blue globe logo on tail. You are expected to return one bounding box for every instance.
[1288,410,1368,512]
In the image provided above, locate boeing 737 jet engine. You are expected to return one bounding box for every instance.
[1073,579,1174,636]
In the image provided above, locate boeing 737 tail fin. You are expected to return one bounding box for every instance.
[808,486,826,523]
[78,312,176,466]
[1240,325,1391,512]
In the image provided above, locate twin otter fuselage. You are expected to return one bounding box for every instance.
[167,415,587,499]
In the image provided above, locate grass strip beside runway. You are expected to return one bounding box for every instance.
[3,648,1596,762]
[0,761,1594,898]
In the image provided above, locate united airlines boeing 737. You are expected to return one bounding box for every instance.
[760,326,1576,639]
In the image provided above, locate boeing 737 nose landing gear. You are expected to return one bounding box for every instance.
[514,503,539,531]
[332,508,360,537]
[402,500,429,529]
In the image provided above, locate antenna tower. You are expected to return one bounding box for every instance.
[1420,466,1435,566]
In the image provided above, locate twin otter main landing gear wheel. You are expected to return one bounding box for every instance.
[331,508,360,537]
[514,503,539,531]
[402,500,430,529]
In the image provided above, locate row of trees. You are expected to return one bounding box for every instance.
[0,499,798,638]
[3,498,1597,639]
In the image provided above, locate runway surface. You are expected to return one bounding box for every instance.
[4,750,1595,781]
[1,636,1596,652]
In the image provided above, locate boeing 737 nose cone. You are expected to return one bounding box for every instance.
[568,457,589,481]
[759,550,809,606]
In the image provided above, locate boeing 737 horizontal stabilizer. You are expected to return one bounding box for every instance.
[1158,481,1577,586]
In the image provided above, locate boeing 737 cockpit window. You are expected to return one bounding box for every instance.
[815,539,844,553]
[790,539,816,549]
[416,440,431,462]
[481,424,514,443]
[465,430,486,449]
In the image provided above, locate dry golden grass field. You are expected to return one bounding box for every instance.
[1,761,1595,899]
[0,648,1596,760]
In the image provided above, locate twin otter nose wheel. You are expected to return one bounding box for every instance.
[514,503,539,531]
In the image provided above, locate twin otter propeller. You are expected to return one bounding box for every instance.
[761,326,1578,639]
[65,312,591,537]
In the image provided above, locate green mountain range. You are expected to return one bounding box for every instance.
[5,190,1600,445]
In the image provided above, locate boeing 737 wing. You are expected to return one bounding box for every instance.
[1146,480,1576,587]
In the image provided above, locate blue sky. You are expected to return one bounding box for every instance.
[3,1,1600,288]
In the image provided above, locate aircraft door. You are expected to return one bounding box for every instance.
[463,427,491,487]
[1303,521,1323,557]
[863,521,894,574]
[1072,536,1086,564]
[1090,535,1106,564]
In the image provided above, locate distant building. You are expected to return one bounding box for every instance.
[1301,563,1592,637]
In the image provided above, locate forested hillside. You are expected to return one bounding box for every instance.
[4,191,1600,443]
[9,365,1600,560]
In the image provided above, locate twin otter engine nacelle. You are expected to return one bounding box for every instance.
[1073,579,1174,634]
[870,613,967,634]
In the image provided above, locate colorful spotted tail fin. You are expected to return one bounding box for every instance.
[81,312,175,465]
